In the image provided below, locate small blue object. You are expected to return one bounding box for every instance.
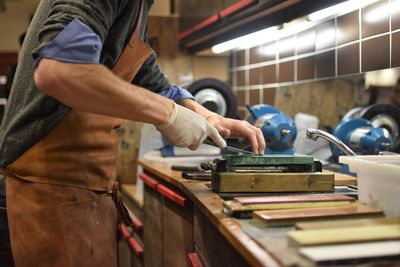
[34,18,102,67]
[160,144,175,157]
[249,104,297,155]
[160,136,175,157]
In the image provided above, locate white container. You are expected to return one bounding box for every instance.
[294,113,320,155]
[339,155,400,216]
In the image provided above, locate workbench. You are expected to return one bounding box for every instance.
[118,160,373,267]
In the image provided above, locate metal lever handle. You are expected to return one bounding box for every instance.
[306,128,357,156]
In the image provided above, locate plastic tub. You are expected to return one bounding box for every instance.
[339,155,400,216]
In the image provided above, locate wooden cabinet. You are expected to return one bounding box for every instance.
[120,164,268,267]
[193,206,250,267]
[139,171,194,267]
[118,223,144,267]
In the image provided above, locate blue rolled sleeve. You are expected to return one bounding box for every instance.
[159,86,194,103]
[34,18,102,67]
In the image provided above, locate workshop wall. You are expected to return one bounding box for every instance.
[231,0,400,125]
[274,78,361,127]
[147,16,229,86]
[0,0,36,51]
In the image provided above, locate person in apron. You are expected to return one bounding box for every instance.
[0,0,265,266]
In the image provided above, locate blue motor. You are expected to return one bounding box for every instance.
[249,104,297,154]
[332,118,392,156]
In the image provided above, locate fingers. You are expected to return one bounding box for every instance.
[207,126,227,148]
[233,121,265,155]
[253,125,266,155]
[215,125,231,139]
[207,115,266,155]
[188,143,200,151]
[207,114,231,139]
[246,124,260,155]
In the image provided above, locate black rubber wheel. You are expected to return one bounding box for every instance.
[187,78,237,119]
[360,104,400,133]
[360,103,400,152]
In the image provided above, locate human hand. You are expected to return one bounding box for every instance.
[206,114,266,155]
[156,102,227,150]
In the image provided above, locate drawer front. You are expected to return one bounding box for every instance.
[157,184,186,207]
[139,172,159,190]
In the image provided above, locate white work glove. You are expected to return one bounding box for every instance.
[156,102,227,150]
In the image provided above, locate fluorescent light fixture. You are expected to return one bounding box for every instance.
[212,26,278,54]
[308,0,378,21]
[259,42,278,57]
[212,20,312,54]
[211,0,380,54]
[315,27,335,49]
[392,0,400,15]
[260,36,296,57]
[296,30,315,51]
[364,2,390,23]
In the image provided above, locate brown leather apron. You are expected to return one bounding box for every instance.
[1,1,152,266]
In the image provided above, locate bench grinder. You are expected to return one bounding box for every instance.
[248,104,297,154]
[331,103,400,156]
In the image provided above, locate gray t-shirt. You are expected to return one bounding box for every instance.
[0,0,170,170]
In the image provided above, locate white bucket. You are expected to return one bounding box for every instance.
[339,155,400,216]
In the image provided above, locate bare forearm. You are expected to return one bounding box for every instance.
[34,59,174,125]
[179,99,216,119]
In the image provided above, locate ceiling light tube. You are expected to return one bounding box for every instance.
[212,20,313,54]
[308,0,378,21]
[212,0,381,54]
[364,2,390,23]
[212,26,278,54]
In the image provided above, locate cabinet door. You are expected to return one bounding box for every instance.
[118,238,131,267]
[118,229,144,267]
[193,207,250,267]
[162,196,193,267]
[143,186,163,267]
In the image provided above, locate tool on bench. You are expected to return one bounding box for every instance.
[203,139,253,155]
[201,153,334,193]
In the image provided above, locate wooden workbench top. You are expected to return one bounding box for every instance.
[137,160,359,267]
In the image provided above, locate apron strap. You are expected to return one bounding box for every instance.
[129,0,146,46]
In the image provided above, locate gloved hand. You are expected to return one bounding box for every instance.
[156,102,227,150]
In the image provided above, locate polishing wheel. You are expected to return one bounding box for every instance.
[360,103,400,141]
[188,78,237,118]
[338,103,400,154]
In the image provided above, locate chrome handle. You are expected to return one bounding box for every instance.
[306,128,357,156]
